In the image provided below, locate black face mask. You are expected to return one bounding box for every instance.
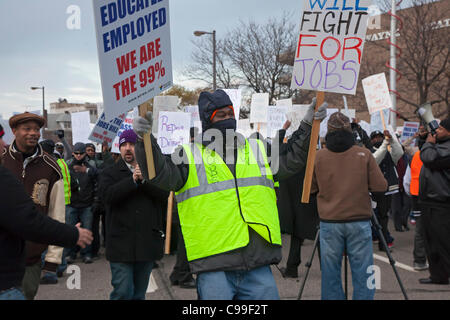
[373,141,383,148]
[209,118,237,134]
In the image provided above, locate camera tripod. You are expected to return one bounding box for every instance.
[297,211,409,300]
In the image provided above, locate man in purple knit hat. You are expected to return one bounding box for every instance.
[99,129,169,300]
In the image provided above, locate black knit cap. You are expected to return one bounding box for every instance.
[198,89,233,131]
[440,118,450,131]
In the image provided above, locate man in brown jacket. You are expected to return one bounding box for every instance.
[2,112,66,300]
[311,112,387,300]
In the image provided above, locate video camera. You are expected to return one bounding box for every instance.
[54,129,64,139]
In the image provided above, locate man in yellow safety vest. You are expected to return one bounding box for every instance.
[133,90,327,300]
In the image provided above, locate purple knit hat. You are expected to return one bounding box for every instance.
[119,129,138,147]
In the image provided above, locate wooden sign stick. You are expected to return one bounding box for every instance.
[380,110,392,152]
[301,91,324,204]
[164,191,174,254]
[138,103,156,180]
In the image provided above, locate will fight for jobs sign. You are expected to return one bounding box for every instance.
[291,0,372,95]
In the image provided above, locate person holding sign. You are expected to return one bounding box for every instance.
[99,130,169,300]
[133,89,327,300]
[369,129,404,251]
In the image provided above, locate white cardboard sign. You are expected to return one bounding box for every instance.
[71,111,92,144]
[157,111,191,155]
[249,93,269,124]
[291,0,372,95]
[223,89,242,120]
[267,106,288,138]
[362,73,392,114]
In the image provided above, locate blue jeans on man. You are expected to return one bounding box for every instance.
[196,265,280,300]
[320,221,375,300]
[65,206,93,260]
[109,262,154,300]
[0,287,26,300]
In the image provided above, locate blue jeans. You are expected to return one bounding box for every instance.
[320,221,375,300]
[196,265,280,300]
[110,262,154,300]
[65,206,93,258]
[0,287,26,300]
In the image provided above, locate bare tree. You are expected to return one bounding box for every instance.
[186,13,297,104]
[366,0,450,119]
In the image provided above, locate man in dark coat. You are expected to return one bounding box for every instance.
[418,118,450,285]
[0,124,93,300]
[277,122,319,278]
[99,130,169,300]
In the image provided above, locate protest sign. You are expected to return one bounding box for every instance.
[184,105,202,132]
[157,111,190,155]
[237,119,252,138]
[276,98,293,108]
[362,73,392,114]
[291,0,372,95]
[267,106,288,138]
[0,118,14,145]
[89,112,126,147]
[71,111,92,144]
[223,89,242,120]
[285,104,310,137]
[152,95,179,134]
[111,108,139,153]
[249,93,269,124]
[370,108,390,134]
[400,121,419,144]
[93,0,173,121]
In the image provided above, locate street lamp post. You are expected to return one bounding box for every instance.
[30,86,45,127]
[194,30,216,91]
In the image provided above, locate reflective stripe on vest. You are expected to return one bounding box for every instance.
[57,159,71,205]
[175,138,281,261]
[410,151,423,196]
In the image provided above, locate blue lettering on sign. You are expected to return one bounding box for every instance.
[101,0,167,53]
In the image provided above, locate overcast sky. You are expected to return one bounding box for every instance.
[0,0,389,120]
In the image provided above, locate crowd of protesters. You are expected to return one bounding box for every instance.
[1,89,449,301]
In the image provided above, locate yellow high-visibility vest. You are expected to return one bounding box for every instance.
[175,139,281,261]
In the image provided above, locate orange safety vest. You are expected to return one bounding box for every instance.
[410,151,423,196]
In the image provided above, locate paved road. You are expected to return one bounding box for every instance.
[36,219,450,300]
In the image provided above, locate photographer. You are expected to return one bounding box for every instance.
[417,118,450,285]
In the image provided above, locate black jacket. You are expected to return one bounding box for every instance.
[99,158,169,263]
[67,158,97,208]
[136,121,312,274]
[277,129,319,240]
[0,165,78,291]
[419,139,450,208]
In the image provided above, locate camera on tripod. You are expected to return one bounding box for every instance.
[417,102,439,135]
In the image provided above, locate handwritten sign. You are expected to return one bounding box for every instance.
[89,112,126,147]
[286,104,310,137]
[157,111,190,154]
[152,95,179,134]
[291,0,372,95]
[93,0,173,121]
[71,111,92,144]
[400,121,419,144]
[267,106,288,138]
[362,73,392,114]
[223,89,242,120]
[249,93,269,124]
[370,108,390,133]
